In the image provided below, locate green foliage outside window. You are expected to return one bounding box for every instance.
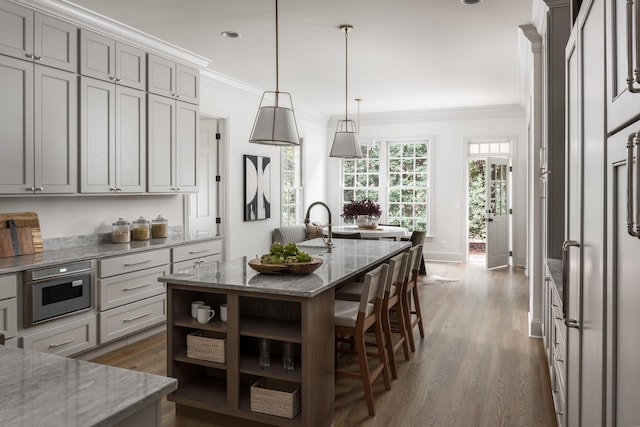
[468,160,486,240]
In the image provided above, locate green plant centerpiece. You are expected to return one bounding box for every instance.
[261,242,312,264]
[249,242,323,275]
[342,199,382,229]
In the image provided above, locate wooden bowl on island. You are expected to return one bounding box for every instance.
[248,257,323,275]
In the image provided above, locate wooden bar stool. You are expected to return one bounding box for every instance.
[335,252,412,379]
[402,244,425,351]
[334,263,391,416]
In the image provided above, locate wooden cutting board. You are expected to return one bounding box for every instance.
[0,212,42,257]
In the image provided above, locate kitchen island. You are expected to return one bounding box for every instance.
[159,238,410,427]
[0,344,177,427]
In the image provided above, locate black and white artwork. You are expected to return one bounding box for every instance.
[244,155,271,221]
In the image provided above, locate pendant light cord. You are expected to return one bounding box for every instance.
[275,0,279,95]
[344,27,348,121]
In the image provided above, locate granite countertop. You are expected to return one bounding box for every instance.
[0,232,222,275]
[0,345,177,427]
[159,238,411,297]
[546,258,563,300]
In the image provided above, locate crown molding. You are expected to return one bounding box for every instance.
[13,0,210,68]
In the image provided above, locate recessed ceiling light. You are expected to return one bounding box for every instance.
[461,0,483,4]
[221,31,241,39]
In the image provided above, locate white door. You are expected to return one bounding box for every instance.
[485,157,510,269]
[186,117,218,235]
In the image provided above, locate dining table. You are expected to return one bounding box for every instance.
[327,225,409,240]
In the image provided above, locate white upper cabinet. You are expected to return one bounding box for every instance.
[0,0,77,72]
[80,29,146,91]
[148,53,199,104]
[0,56,77,194]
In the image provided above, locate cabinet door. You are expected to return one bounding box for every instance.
[176,63,199,104]
[176,101,199,192]
[147,53,175,98]
[116,42,146,90]
[116,86,146,192]
[34,65,77,193]
[0,55,34,194]
[0,0,33,60]
[147,93,175,192]
[80,29,116,82]
[607,122,640,427]
[80,76,116,193]
[33,12,77,73]
[606,0,640,133]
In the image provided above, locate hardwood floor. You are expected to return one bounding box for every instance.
[91,262,557,427]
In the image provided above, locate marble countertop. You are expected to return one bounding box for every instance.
[0,345,176,427]
[0,232,222,275]
[159,238,411,297]
[546,258,563,300]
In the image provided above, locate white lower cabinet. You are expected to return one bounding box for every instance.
[99,265,167,311]
[99,293,165,344]
[171,239,222,273]
[21,314,97,357]
[0,274,17,340]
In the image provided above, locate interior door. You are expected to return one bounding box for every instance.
[187,117,218,235]
[485,157,510,269]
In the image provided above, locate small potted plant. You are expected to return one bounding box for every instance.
[342,199,382,229]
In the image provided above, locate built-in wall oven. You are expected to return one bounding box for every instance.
[24,260,95,327]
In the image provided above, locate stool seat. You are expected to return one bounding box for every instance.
[334,300,373,327]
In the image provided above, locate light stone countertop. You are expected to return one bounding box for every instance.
[0,345,177,427]
[0,232,222,275]
[159,238,411,297]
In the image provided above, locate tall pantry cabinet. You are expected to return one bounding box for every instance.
[605,0,640,425]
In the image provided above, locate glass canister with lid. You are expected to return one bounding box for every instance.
[151,215,168,238]
[111,218,130,243]
[131,216,151,241]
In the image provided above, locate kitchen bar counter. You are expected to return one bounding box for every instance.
[0,345,177,427]
[159,238,410,297]
[0,232,222,274]
[161,238,410,427]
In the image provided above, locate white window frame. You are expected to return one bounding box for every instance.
[339,137,433,234]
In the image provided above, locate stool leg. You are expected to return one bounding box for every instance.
[412,286,425,338]
[355,326,376,416]
[373,316,391,391]
[402,285,416,352]
[381,306,398,379]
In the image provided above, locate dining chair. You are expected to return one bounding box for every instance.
[401,244,425,351]
[402,230,426,274]
[334,263,391,416]
[335,252,411,379]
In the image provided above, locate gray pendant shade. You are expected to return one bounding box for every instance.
[330,119,362,158]
[249,91,300,146]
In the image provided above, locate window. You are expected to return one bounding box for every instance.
[281,145,303,226]
[340,139,431,232]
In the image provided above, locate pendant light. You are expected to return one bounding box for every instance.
[330,25,362,158]
[249,0,300,146]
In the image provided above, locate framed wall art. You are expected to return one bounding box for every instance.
[244,154,271,221]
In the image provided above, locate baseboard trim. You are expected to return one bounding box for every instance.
[528,312,543,338]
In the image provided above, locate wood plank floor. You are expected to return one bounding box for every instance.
[91,262,557,427]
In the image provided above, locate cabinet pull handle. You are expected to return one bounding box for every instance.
[565,318,580,329]
[557,411,564,416]
[188,249,209,255]
[110,187,117,192]
[562,240,580,320]
[123,312,151,322]
[49,338,74,348]
[175,94,180,98]
[627,133,639,236]
[25,186,35,192]
[115,78,121,82]
[627,0,640,92]
[123,259,152,267]
[635,133,640,236]
[123,283,151,291]
[556,358,564,363]
[25,53,34,59]
[109,76,116,80]
[34,56,42,61]
[35,187,43,192]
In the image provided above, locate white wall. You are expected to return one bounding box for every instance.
[327,105,528,264]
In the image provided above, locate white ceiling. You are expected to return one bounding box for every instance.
[67,0,534,117]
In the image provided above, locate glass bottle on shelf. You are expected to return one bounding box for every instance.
[111,218,130,243]
[283,342,294,373]
[259,338,271,370]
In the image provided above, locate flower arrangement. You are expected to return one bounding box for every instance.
[341,199,382,220]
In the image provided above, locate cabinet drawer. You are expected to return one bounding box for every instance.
[172,240,222,263]
[0,274,17,299]
[0,298,17,339]
[99,249,170,277]
[172,254,221,274]
[552,358,566,426]
[21,314,97,357]
[99,265,167,311]
[99,294,165,344]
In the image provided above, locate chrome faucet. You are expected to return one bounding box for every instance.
[304,201,333,252]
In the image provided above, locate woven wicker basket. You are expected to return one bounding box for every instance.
[250,378,301,419]
[186,330,226,363]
